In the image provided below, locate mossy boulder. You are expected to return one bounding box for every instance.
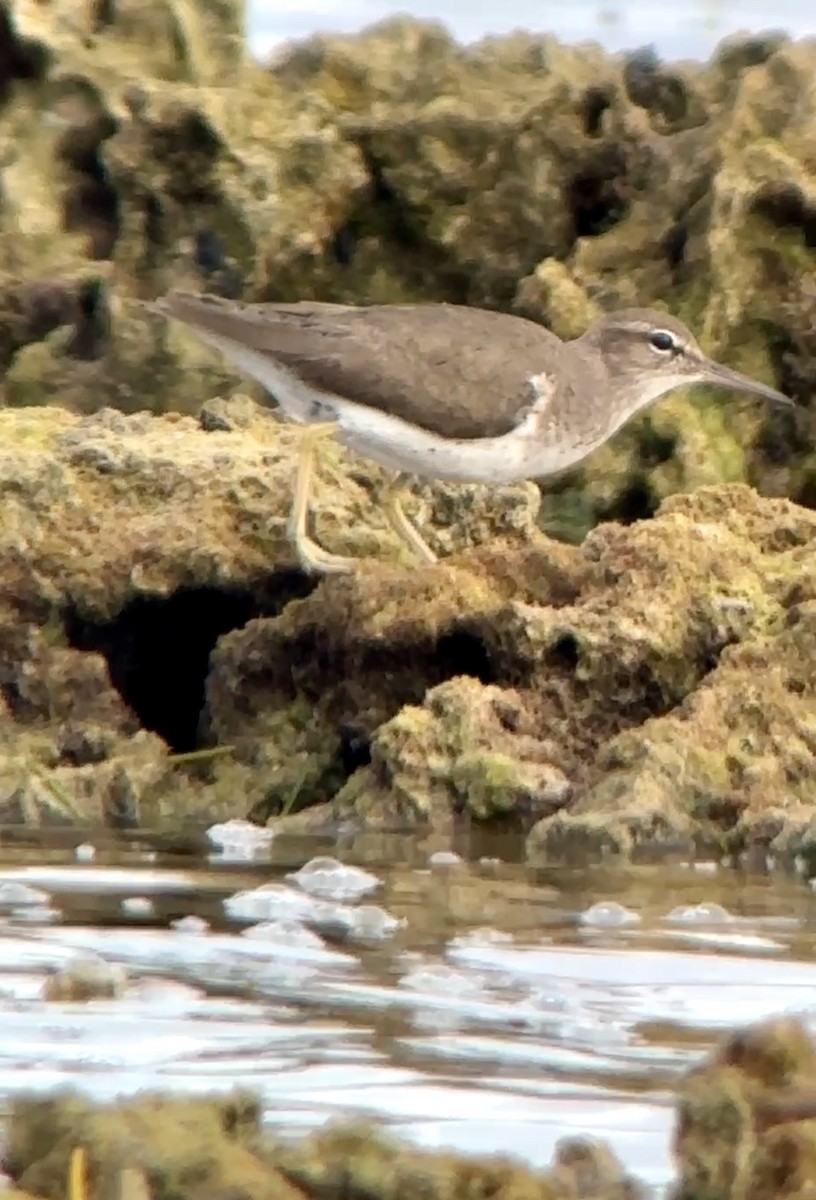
[201,483,816,860]
[0,401,541,830]
[5,1091,644,1200]
[675,1017,816,1200]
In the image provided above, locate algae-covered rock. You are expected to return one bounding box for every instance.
[198,481,816,859]
[674,1017,816,1200]
[537,603,816,861]
[43,955,128,1002]
[0,390,813,858]
[270,1121,647,1200]
[4,1090,302,1200]
[527,486,816,860]
[2,2,816,855]
[0,402,540,829]
[334,678,572,828]
[202,537,582,826]
[268,18,816,526]
[12,1018,816,1200]
[1,0,815,526]
[5,1092,646,1200]
[0,0,369,411]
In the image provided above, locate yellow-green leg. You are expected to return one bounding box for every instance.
[288,422,359,575]
[383,472,437,565]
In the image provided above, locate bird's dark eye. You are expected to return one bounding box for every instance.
[649,329,676,353]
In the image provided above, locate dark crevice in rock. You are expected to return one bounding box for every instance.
[434,628,495,684]
[661,222,688,273]
[699,644,733,677]
[62,171,120,260]
[566,155,630,239]
[91,0,117,33]
[612,670,684,722]
[330,224,356,266]
[54,94,121,259]
[193,229,226,276]
[367,149,411,234]
[580,87,613,137]
[134,193,169,275]
[191,230,245,298]
[337,721,372,775]
[0,277,85,370]
[623,47,689,125]
[758,321,816,410]
[248,623,496,765]
[601,478,658,525]
[281,625,495,709]
[793,476,816,513]
[750,322,811,480]
[751,184,816,247]
[546,633,580,673]
[0,6,51,105]
[65,277,112,360]
[756,405,805,467]
[64,576,315,753]
[326,139,473,302]
[145,193,166,248]
[638,425,678,469]
[149,109,224,204]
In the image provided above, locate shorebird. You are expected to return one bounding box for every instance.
[150,294,792,574]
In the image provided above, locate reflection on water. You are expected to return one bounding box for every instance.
[1,831,816,1195]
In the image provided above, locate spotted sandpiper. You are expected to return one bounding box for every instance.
[150,294,792,574]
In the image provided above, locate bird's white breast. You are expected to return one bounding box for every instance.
[191,330,588,483]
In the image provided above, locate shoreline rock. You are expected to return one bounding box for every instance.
[0,2,815,859]
[0,398,811,862]
[8,1015,816,1200]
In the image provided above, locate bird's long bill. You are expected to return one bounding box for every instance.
[700,358,794,407]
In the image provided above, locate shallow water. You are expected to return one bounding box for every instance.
[1,830,816,1194]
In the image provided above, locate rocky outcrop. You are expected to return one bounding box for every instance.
[7,1092,644,1200]
[675,1017,816,1199]
[269,23,816,537]
[203,481,816,863]
[0,395,814,863]
[1,2,816,860]
[0,402,538,829]
[1,2,815,534]
[0,0,368,413]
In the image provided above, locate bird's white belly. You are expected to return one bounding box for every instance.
[334,398,535,485]
[207,337,322,423]
[191,332,583,483]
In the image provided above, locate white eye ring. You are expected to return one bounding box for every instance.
[648,329,677,354]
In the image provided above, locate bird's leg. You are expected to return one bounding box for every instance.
[383,472,438,565]
[288,421,359,575]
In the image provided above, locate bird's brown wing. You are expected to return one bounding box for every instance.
[152,293,563,440]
